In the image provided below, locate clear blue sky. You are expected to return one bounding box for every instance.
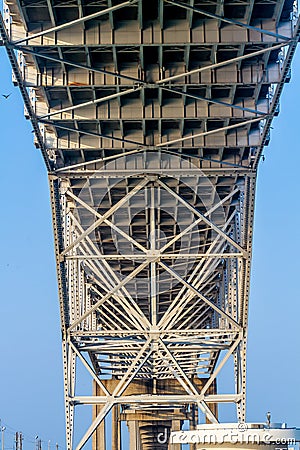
[0,43,299,450]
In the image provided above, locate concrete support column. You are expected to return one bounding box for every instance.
[170,420,181,450]
[128,421,141,450]
[92,383,106,450]
[112,405,121,450]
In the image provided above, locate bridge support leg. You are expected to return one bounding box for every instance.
[92,384,106,450]
[63,341,75,450]
[172,419,181,450]
[112,406,121,450]
[128,422,141,450]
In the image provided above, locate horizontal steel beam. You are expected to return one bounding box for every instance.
[157,116,266,147]
[164,0,291,41]
[71,329,238,336]
[39,86,142,119]
[14,0,139,45]
[14,43,141,84]
[161,86,266,116]
[70,394,242,404]
[157,41,291,84]
[55,168,254,177]
[64,253,243,260]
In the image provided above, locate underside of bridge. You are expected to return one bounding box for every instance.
[1,0,299,449]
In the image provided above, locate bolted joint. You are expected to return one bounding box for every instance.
[58,254,65,263]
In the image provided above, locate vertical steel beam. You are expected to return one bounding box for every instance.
[150,185,157,326]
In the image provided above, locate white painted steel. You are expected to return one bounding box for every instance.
[1,0,299,449]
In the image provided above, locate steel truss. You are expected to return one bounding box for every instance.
[1,0,299,449]
[49,157,250,450]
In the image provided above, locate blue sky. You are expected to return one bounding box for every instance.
[0,43,299,450]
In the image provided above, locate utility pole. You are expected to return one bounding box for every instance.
[1,426,6,450]
[15,432,23,450]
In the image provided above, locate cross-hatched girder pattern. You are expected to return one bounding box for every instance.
[1,0,299,449]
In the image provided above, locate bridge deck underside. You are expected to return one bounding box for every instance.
[2,0,299,449]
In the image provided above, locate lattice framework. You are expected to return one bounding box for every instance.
[0,1,299,449]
